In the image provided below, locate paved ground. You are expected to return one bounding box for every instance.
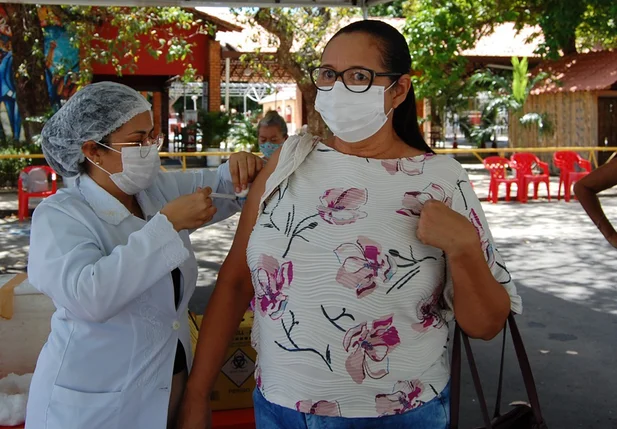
[1,167,616,428]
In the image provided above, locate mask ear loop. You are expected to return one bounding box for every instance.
[384,78,402,117]
[86,141,121,176]
[86,157,113,175]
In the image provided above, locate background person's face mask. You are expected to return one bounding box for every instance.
[88,143,161,195]
[259,141,280,159]
[315,80,397,143]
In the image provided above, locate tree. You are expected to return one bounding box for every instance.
[237,8,355,136]
[3,4,52,142]
[405,0,617,101]
[498,0,617,56]
[404,0,498,131]
[2,5,209,143]
[61,6,210,85]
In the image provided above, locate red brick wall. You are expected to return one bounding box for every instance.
[208,40,222,112]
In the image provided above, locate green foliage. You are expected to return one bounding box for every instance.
[59,6,212,85]
[369,0,406,17]
[462,56,553,146]
[235,8,355,82]
[405,0,617,107]
[511,57,528,104]
[230,114,259,153]
[520,112,555,137]
[404,0,497,102]
[576,2,617,51]
[195,109,232,149]
[233,7,355,134]
[0,139,42,188]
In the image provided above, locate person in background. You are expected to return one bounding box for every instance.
[257,110,288,161]
[574,158,617,248]
[179,20,520,429]
[26,81,262,429]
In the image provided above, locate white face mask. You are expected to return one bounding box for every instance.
[88,143,161,195]
[314,81,396,143]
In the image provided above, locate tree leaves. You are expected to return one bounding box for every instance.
[61,6,212,85]
[237,7,356,135]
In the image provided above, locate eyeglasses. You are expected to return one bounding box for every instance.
[310,66,402,93]
[111,134,165,158]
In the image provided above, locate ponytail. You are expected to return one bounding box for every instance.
[393,82,433,153]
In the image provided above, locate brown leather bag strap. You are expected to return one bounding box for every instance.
[450,313,546,428]
[450,323,494,428]
[450,323,462,429]
[461,331,494,428]
[493,325,508,418]
[507,313,546,424]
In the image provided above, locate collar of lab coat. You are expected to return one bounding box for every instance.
[77,174,164,226]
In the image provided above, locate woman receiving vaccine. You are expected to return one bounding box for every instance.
[26,82,262,429]
[180,21,521,429]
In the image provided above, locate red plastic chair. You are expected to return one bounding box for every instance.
[553,151,591,202]
[510,153,551,203]
[17,166,57,221]
[483,156,518,203]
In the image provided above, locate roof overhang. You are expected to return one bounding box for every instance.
[10,0,389,8]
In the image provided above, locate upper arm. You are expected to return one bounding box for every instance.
[576,157,617,193]
[218,149,281,285]
[443,169,522,314]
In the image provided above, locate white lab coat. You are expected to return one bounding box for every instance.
[25,166,241,429]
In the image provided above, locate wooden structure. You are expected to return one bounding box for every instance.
[509,50,617,165]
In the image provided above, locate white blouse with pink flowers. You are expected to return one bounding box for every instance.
[246,135,522,418]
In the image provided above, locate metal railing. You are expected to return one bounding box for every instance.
[1,146,616,171]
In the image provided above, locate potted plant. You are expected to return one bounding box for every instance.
[196,109,232,167]
[230,113,259,153]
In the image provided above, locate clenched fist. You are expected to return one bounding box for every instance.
[161,187,217,232]
[416,200,479,255]
[228,151,264,194]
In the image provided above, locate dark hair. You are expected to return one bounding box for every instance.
[329,20,433,153]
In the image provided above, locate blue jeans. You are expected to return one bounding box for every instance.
[253,383,450,429]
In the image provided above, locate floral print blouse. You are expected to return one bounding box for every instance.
[246,134,522,418]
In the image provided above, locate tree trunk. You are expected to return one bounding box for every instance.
[253,10,327,138]
[4,4,52,143]
[298,82,326,137]
[561,34,578,55]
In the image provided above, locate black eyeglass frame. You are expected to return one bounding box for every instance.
[309,66,403,93]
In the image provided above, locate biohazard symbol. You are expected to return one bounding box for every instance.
[232,353,247,369]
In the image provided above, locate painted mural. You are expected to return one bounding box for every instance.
[0,7,79,140]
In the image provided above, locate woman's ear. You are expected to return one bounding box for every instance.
[82,141,99,163]
[392,74,412,109]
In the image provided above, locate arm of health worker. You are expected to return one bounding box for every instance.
[166,152,263,226]
[28,200,190,324]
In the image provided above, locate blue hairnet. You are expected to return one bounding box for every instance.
[41,81,152,177]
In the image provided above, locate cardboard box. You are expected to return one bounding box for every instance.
[0,274,55,379]
[189,311,256,411]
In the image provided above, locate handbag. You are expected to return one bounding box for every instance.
[450,313,548,429]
